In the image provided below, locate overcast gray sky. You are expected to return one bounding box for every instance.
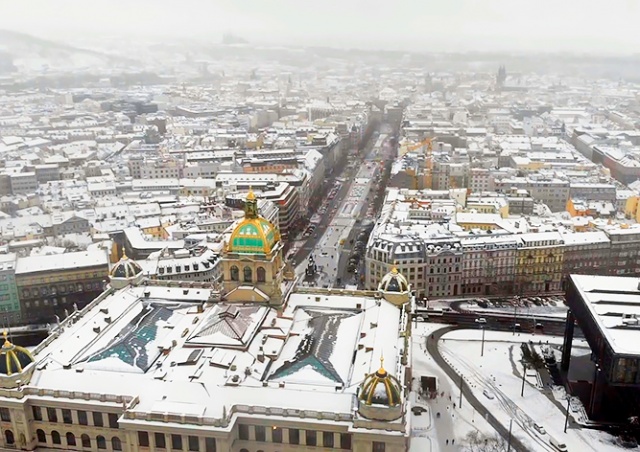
[1,0,638,54]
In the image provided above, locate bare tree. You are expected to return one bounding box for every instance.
[463,430,508,452]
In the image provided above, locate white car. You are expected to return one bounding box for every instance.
[534,423,546,435]
[482,389,494,400]
[475,317,487,324]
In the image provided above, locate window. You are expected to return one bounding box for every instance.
[78,410,88,425]
[155,433,166,449]
[172,434,183,450]
[81,434,91,448]
[243,266,252,283]
[306,430,317,446]
[289,428,299,445]
[62,409,72,424]
[108,413,118,429]
[93,412,104,427]
[0,408,10,422]
[112,437,122,451]
[230,266,239,281]
[66,432,76,446]
[36,429,46,443]
[5,430,14,445]
[272,427,282,443]
[32,406,42,421]
[372,441,386,452]
[98,436,107,449]
[188,436,199,451]
[138,432,149,447]
[205,438,216,452]
[323,431,334,448]
[51,431,61,445]
[238,424,249,441]
[254,425,265,442]
[257,266,266,282]
[47,407,57,423]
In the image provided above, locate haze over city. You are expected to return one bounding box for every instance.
[1,0,640,53]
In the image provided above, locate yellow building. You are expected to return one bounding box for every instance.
[221,190,287,305]
[515,232,565,294]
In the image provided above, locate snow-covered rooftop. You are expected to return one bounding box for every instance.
[29,284,406,424]
[570,274,640,356]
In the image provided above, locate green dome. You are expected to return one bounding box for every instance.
[228,218,278,254]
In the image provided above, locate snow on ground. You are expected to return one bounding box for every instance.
[439,328,623,452]
[410,323,498,451]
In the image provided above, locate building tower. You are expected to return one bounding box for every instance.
[221,189,285,305]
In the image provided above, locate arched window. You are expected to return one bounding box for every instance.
[257,266,266,283]
[243,266,252,283]
[81,434,91,448]
[97,435,106,449]
[66,432,76,446]
[112,436,122,451]
[36,429,46,443]
[5,430,14,445]
[52,431,61,445]
[230,266,239,281]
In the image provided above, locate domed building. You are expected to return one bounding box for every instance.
[358,357,404,421]
[221,189,286,305]
[377,267,411,306]
[109,252,144,289]
[0,332,35,389]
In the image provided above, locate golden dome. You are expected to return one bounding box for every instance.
[359,356,402,407]
[227,190,280,254]
[378,267,409,293]
[0,332,34,376]
[110,254,143,278]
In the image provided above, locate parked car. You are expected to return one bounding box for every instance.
[482,389,494,400]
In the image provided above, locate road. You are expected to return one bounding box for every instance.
[414,308,579,338]
[293,130,385,288]
[426,325,529,452]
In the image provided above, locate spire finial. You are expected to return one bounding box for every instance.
[2,330,10,348]
[246,186,256,201]
[377,354,387,376]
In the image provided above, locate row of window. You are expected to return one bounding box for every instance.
[21,281,102,299]
[237,424,352,449]
[138,432,216,452]
[36,429,121,450]
[33,407,118,429]
[229,266,267,283]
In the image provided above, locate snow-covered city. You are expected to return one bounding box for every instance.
[0,1,640,451]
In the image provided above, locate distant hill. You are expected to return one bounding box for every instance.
[0,29,134,72]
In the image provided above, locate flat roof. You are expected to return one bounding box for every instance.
[571,274,640,356]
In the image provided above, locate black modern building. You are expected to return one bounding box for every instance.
[563,274,640,421]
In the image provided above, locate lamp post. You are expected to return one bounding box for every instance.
[507,419,513,452]
[564,396,571,433]
[480,326,486,357]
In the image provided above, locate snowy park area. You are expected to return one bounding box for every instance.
[434,327,625,451]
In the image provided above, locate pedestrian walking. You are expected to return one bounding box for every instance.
[446,439,449,445]
[452,439,455,445]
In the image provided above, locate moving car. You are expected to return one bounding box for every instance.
[549,437,568,451]
[482,389,494,400]
[533,423,546,435]
[475,317,487,324]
